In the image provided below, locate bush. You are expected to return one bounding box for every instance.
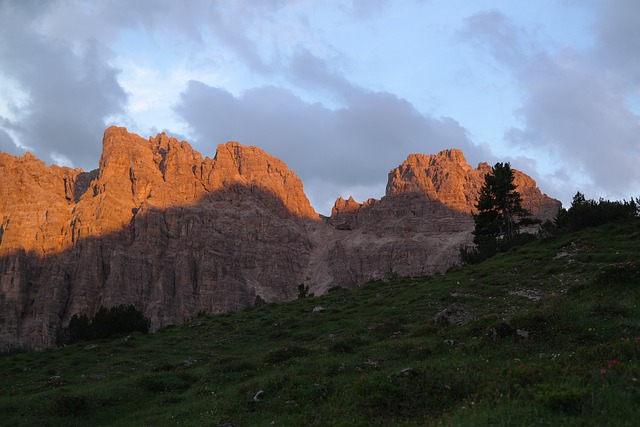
[54,393,88,416]
[358,367,473,419]
[297,283,314,299]
[596,262,640,287]
[264,345,310,364]
[59,305,150,345]
[534,384,587,414]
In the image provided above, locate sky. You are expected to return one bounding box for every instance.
[0,0,638,215]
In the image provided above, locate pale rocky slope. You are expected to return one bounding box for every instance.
[0,127,560,349]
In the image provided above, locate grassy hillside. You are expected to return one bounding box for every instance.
[1,218,639,426]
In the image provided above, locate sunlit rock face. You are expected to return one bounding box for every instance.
[0,127,318,349]
[385,148,560,217]
[322,149,561,292]
[0,128,560,350]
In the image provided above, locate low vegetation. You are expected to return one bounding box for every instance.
[57,304,150,345]
[1,217,640,426]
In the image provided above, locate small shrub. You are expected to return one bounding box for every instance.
[329,337,368,354]
[596,262,640,287]
[460,245,493,265]
[369,318,405,340]
[136,375,168,393]
[136,372,195,394]
[297,284,314,299]
[54,393,88,416]
[534,384,587,414]
[386,266,400,281]
[264,345,309,364]
[254,295,266,307]
[358,367,472,419]
[589,302,631,319]
[152,362,181,372]
[488,321,514,341]
[210,356,256,373]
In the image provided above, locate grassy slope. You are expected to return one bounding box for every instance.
[1,218,639,426]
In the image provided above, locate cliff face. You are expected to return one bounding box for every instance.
[384,149,560,217]
[0,128,561,350]
[322,149,560,291]
[0,127,318,349]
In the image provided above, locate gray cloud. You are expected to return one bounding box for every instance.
[509,51,640,193]
[6,0,597,215]
[592,0,640,84]
[0,128,23,156]
[456,10,533,67]
[174,79,487,214]
[0,2,127,170]
[460,7,640,203]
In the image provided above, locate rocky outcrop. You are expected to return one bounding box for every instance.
[0,128,561,350]
[318,148,560,291]
[385,149,559,217]
[0,127,318,349]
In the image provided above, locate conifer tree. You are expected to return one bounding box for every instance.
[471,162,531,258]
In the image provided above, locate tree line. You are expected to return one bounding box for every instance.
[57,305,150,345]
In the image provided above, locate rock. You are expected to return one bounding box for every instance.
[182,357,198,367]
[253,389,264,402]
[0,127,318,350]
[385,149,561,218]
[316,149,560,292]
[0,127,561,351]
[312,306,326,313]
[84,344,99,350]
[434,302,476,325]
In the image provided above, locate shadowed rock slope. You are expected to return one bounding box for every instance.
[0,127,560,349]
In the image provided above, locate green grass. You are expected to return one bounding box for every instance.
[1,218,640,426]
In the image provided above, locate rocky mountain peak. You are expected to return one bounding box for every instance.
[385,149,560,215]
[0,129,561,351]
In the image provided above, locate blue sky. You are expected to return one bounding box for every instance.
[0,0,638,215]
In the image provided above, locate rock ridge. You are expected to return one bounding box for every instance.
[0,127,561,350]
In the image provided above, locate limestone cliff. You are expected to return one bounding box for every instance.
[321,149,560,291]
[0,129,561,350]
[384,149,559,217]
[0,127,317,349]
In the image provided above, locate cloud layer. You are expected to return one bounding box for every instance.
[459,2,640,201]
[0,2,127,167]
[1,0,638,213]
[175,79,483,211]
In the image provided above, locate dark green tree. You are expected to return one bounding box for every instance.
[463,162,532,262]
[58,304,150,345]
[297,283,313,299]
[554,191,638,232]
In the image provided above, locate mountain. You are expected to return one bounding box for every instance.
[0,127,560,350]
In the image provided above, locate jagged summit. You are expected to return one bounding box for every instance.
[0,127,560,350]
[333,148,560,219]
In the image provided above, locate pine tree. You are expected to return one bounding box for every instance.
[470,162,531,259]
